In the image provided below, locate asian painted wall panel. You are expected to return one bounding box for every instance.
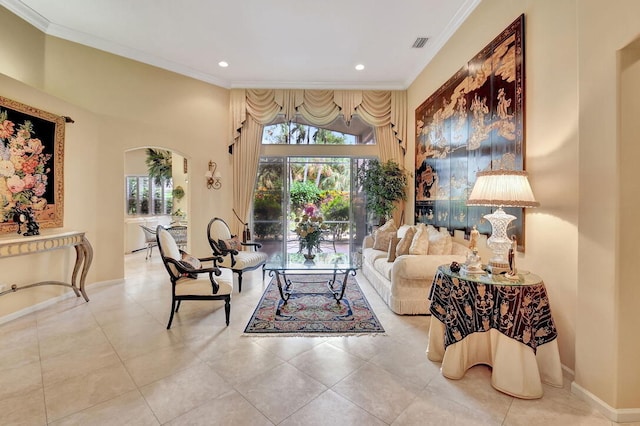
[415,14,525,248]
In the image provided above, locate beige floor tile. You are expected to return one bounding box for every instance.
[280,389,387,426]
[38,325,110,360]
[0,332,40,372]
[254,335,328,360]
[166,390,273,426]
[369,335,441,388]
[183,332,260,361]
[105,325,182,361]
[167,314,235,341]
[235,362,327,424]
[206,342,285,386]
[289,341,366,387]
[140,362,233,424]
[123,343,200,387]
[36,304,97,336]
[41,339,120,386]
[90,301,154,327]
[332,362,420,424]
[325,334,389,361]
[392,387,503,426]
[44,362,137,422]
[505,392,612,426]
[0,387,47,426]
[0,360,43,401]
[48,390,159,426]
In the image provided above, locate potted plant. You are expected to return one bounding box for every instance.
[172,185,185,202]
[357,159,407,225]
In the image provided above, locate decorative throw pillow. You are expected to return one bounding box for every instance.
[179,252,202,278]
[373,219,397,251]
[409,223,429,255]
[218,236,242,252]
[427,228,453,255]
[387,236,401,262]
[395,226,416,257]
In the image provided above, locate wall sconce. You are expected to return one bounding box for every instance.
[205,161,222,190]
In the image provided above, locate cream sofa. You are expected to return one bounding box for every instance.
[361,224,471,315]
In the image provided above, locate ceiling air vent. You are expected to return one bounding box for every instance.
[412,37,429,48]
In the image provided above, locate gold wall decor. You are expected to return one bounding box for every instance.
[0,96,64,233]
[414,14,526,249]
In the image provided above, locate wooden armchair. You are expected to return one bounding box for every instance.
[156,225,232,328]
[207,217,267,292]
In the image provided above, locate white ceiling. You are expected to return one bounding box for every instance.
[1,0,480,90]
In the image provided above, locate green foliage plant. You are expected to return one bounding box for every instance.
[290,181,321,213]
[145,149,172,186]
[357,159,407,223]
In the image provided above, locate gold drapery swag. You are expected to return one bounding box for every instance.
[230,89,407,233]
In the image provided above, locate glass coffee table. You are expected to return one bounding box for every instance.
[264,252,357,304]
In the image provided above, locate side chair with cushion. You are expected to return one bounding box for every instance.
[207,217,267,292]
[156,225,233,328]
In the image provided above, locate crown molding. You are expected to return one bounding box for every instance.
[404,0,481,88]
[0,0,49,31]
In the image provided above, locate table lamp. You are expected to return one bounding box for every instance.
[467,170,539,274]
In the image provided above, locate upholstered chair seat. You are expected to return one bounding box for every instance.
[207,217,267,292]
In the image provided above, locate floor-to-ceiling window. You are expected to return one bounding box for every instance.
[251,115,376,259]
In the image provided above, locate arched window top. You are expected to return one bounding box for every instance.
[262,114,374,145]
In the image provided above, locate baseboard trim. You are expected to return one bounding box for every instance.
[571,381,640,423]
[0,279,124,325]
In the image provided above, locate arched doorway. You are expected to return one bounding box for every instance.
[123,147,190,261]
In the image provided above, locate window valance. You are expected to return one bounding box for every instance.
[230,89,407,153]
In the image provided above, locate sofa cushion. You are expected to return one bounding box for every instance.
[374,257,394,280]
[396,226,416,257]
[373,219,397,251]
[362,247,387,266]
[409,223,429,255]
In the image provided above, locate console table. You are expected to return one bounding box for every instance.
[427,265,563,399]
[0,231,93,301]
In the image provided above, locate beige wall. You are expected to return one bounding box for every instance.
[619,45,640,411]
[576,0,640,411]
[0,7,44,88]
[0,7,231,318]
[408,0,640,413]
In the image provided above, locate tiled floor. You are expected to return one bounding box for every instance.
[0,251,626,425]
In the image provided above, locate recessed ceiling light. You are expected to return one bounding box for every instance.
[355,64,365,71]
[218,61,229,68]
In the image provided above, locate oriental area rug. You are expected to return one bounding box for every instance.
[244,274,385,335]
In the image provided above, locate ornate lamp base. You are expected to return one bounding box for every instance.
[484,207,516,275]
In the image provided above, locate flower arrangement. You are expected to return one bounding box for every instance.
[0,110,52,222]
[294,205,328,256]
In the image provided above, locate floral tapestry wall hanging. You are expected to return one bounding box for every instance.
[0,96,64,234]
[414,14,526,250]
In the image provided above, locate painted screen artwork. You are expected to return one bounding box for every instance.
[415,15,525,249]
[0,96,65,234]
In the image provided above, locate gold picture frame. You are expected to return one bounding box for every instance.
[0,96,64,234]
